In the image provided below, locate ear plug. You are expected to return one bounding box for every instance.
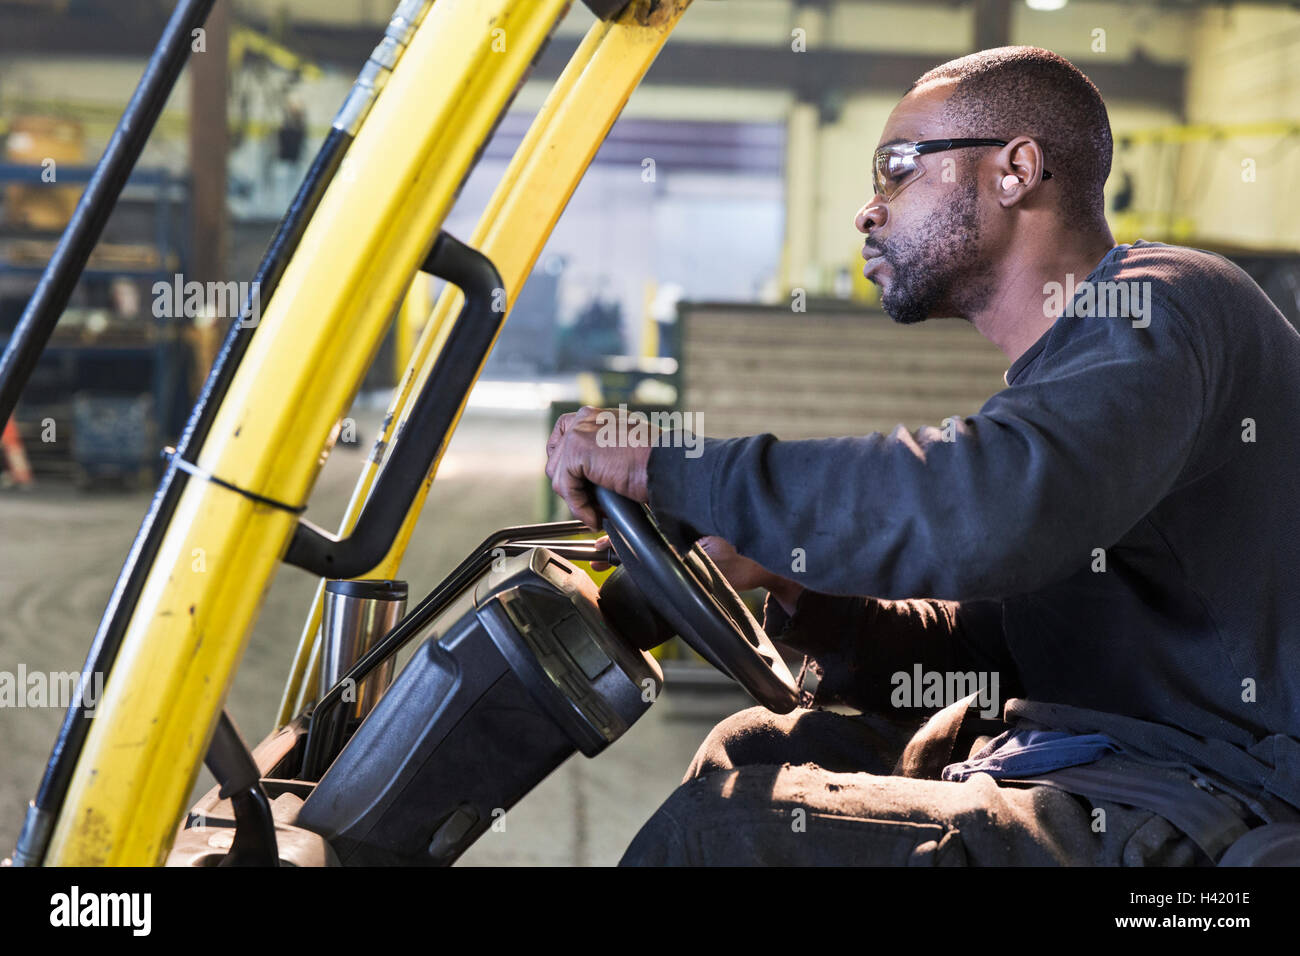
[1001,174,1020,190]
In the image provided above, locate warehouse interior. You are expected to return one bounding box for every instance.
[1,0,1299,867]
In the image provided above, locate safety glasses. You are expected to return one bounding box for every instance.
[872,138,1052,201]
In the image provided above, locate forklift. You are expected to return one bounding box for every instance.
[0,0,805,867]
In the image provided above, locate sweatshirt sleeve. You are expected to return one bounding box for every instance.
[647,296,1208,602]
[760,590,1021,712]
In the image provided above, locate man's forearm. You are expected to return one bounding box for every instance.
[645,309,1205,603]
[763,590,1021,714]
[766,578,804,617]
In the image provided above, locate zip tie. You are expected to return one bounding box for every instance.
[162,447,308,515]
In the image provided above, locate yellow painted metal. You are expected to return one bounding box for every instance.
[277,0,695,725]
[641,279,658,358]
[396,274,432,384]
[230,26,324,80]
[1119,120,1300,145]
[45,0,571,866]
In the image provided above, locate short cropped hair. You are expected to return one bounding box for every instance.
[910,46,1113,224]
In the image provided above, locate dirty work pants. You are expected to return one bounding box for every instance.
[618,706,1208,866]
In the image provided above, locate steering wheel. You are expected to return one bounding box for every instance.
[594,485,800,713]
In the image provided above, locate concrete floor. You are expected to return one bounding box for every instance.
[0,402,751,865]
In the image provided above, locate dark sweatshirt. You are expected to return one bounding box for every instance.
[647,241,1300,811]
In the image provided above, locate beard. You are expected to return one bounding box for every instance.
[875,181,994,325]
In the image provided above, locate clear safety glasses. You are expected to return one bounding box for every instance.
[871,138,1052,202]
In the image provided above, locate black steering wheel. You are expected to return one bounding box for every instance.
[594,485,800,713]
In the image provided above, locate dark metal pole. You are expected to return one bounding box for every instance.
[189,0,230,290]
[14,0,429,868]
[973,0,1011,52]
[13,127,353,868]
[7,0,218,868]
[0,0,217,424]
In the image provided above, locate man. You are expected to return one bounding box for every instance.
[545,47,1300,865]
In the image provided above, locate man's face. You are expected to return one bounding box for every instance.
[856,83,996,324]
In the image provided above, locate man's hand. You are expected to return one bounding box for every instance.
[697,535,804,615]
[696,535,778,592]
[545,405,652,530]
[587,532,804,615]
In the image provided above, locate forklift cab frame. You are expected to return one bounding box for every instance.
[11,0,1296,869]
[4,0,801,868]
